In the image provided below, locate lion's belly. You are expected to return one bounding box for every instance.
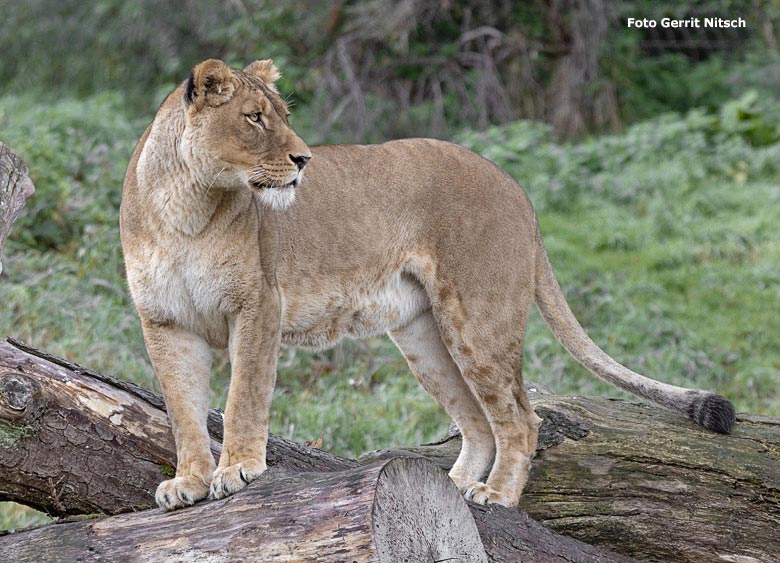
[280,271,429,349]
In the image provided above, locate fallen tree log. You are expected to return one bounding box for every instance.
[0,338,627,562]
[2,338,778,561]
[0,457,490,563]
[366,399,780,563]
[0,143,35,275]
[0,338,354,516]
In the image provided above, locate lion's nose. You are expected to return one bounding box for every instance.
[290,154,311,171]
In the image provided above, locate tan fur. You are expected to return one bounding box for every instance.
[121,59,731,511]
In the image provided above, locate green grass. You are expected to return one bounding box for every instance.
[0,502,51,532]
[1,93,779,529]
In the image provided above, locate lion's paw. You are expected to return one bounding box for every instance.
[155,475,210,511]
[209,458,267,500]
[463,482,515,507]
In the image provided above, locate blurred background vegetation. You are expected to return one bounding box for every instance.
[2,0,780,530]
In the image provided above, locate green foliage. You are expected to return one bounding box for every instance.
[0,503,51,532]
[611,54,734,121]
[1,1,241,108]
[271,342,448,458]
[0,0,780,141]
[0,1,330,117]
[5,1,779,139]
[718,90,780,146]
[0,94,143,251]
[0,96,155,402]
[604,1,779,125]
[457,100,780,214]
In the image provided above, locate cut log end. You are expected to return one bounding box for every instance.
[373,457,487,563]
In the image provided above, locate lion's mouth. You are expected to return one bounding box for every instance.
[249,177,300,192]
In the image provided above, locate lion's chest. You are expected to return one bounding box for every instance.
[127,244,232,347]
[280,270,429,349]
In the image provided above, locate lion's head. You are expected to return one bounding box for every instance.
[180,59,311,209]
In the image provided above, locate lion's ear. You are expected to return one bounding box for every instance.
[244,59,280,93]
[185,59,235,110]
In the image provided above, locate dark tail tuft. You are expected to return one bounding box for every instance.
[687,393,736,434]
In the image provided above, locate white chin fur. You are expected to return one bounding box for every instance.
[258,186,296,210]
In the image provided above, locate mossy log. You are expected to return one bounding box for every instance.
[3,338,778,561]
[0,143,35,274]
[0,338,626,562]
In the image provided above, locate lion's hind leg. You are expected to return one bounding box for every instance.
[389,311,495,490]
[460,358,542,507]
[435,297,542,507]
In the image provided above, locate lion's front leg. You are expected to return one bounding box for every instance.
[141,319,216,511]
[210,301,280,500]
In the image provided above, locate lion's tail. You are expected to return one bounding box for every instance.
[532,223,735,433]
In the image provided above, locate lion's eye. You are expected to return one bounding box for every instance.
[246,112,264,128]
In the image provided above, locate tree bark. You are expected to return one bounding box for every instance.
[0,143,35,275]
[0,338,628,562]
[524,397,780,563]
[367,398,780,563]
[0,338,354,516]
[0,457,489,563]
[544,0,620,138]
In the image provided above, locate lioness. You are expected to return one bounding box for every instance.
[120,59,735,511]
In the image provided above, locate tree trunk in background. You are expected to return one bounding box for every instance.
[0,338,628,562]
[0,457,491,563]
[0,143,34,275]
[313,0,624,141]
[544,0,620,138]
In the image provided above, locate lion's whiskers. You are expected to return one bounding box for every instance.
[206,166,226,195]
[248,165,288,189]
